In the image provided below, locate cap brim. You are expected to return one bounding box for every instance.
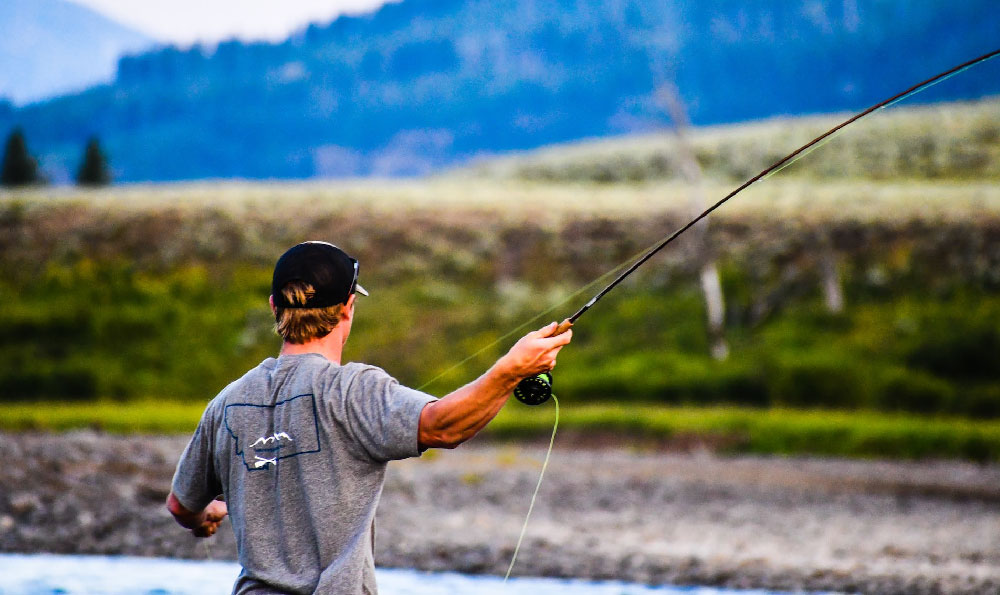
[355,283,369,297]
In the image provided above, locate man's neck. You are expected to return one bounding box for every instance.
[279,330,345,364]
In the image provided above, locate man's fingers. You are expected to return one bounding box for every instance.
[195,521,220,538]
[531,321,559,338]
[537,329,572,348]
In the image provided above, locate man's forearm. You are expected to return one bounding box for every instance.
[418,322,571,450]
[418,360,519,449]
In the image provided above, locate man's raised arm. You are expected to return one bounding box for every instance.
[418,322,572,449]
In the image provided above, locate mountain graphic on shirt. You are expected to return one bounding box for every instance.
[224,393,321,471]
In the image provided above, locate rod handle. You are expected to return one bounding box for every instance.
[549,318,574,337]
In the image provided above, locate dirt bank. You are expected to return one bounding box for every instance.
[1,431,998,594]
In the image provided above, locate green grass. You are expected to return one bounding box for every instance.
[3,400,998,462]
[0,401,206,434]
[487,404,1000,461]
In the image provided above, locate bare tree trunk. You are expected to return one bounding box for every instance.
[700,262,730,359]
[658,83,729,360]
[820,241,845,314]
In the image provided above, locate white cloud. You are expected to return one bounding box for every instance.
[66,0,395,46]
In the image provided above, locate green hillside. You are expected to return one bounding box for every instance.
[1,99,999,458]
[462,97,1000,183]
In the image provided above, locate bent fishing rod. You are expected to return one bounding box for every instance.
[512,47,1000,406]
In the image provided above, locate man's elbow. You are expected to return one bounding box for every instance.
[418,403,470,450]
[418,426,467,450]
[166,491,183,516]
[166,491,196,527]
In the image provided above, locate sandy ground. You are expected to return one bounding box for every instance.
[1,431,999,594]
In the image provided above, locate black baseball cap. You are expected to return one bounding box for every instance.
[271,241,368,309]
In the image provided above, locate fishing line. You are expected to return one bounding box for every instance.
[504,393,558,581]
[414,251,646,392]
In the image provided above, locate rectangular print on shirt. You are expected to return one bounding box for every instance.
[224,393,321,471]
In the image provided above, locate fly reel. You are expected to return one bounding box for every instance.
[514,371,553,406]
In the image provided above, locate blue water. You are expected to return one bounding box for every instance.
[0,554,794,595]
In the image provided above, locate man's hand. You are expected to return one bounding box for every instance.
[417,322,573,450]
[191,500,229,538]
[498,321,573,380]
[166,491,228,538]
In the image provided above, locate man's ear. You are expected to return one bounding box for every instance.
[269,295,277,317]
[344,294,356,319]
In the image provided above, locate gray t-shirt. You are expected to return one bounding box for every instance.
[171,353,436,594]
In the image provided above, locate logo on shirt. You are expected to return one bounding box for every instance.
[224,393,321,471]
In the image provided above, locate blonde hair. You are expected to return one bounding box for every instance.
[273,281,347,344]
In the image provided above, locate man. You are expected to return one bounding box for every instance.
[166,241,572,594]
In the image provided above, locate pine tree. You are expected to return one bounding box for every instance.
[1,128,40,187]
[76,137,112,186]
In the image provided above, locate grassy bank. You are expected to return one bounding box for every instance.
[2,187,997,416]
[3,400,999,462]
[490,404,1000,462]
[1,100,998,460]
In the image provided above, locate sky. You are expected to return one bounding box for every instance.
[66,0,395,45]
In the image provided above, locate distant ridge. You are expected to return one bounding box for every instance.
[0,0,153,106]
[1,0,998,182]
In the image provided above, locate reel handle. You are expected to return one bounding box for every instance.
[513,318,573,406]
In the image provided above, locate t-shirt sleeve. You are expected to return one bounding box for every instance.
[343,366,438,462]
[171,403,223,512]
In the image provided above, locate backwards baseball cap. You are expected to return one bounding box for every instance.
[271,241,368,309]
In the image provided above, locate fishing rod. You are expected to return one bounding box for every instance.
[512,46,1000,406]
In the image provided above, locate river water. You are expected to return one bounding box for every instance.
[0,554,797,595]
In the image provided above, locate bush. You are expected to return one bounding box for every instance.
[876,368,955,414]
[766,353,871,409]
[905,320,1000,381]
[961,385,1000,418]
[0,368,98,401]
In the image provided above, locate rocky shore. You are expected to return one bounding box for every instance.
[2,431,999,594]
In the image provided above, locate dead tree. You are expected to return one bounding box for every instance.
[819,233,845,313]
[658,83,729,360]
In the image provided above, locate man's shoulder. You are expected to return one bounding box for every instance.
[217,358,277,394]
[340,361,389,378]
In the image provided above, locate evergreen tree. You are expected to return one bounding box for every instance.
[76,137,112,186]
[1,128,40,187]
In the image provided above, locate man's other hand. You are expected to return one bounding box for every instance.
[192,500,229,538]
[167,491,228,538]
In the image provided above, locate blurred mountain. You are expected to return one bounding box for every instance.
[0,0,153,106]
[2,0,998,182]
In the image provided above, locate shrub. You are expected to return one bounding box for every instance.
[905,322,1000,381]
[766,353,871,409]
[0,368,98,401]
[876,367,955,414]
[960,384,1000,418]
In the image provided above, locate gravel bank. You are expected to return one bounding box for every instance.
[1,431,998,594]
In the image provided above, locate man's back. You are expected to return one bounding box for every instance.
[172,353,434,594]
[166,241,571,594]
